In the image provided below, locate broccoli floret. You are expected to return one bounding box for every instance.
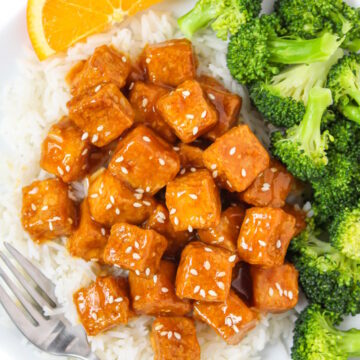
[271,87,333,181]
[290,223,360,315]
[327,53,360,125]
[292,304,360,360]
[329,203,360,262]
[250,49,343,128]
[177,0,262,40]
[227,15,342,85]
[275,0,360,52]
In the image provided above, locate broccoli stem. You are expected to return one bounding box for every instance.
[344,38,360,52]
[342,105,360,124]
[268,33,341,64]
[338,328,360,357]
[308,235,335,256]
[178,1,219,37]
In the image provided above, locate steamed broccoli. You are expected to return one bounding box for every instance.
[275,0,360,52]
[250,49,343,128]
[177,0,262,40]
[327,53,360,125]
[290,223,360,315]
[271,87,333,181]
[227,15,342,84]
[329,203,360,262]
[292,304,360,360]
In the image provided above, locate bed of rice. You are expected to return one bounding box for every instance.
[0,10,297,360]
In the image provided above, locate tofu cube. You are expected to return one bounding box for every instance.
[40,117,91,183]
[198,205,245,252]
[165,169,221,231]
[239,160,294,208]
[157,80,218,143]
[251,263,299,312]
[193,290,258,345]
[88,170,156,227]
[69,45,131,96]
[129,260,192,316]
[144,204,192,258]
[199,75,242,141]
[175,242,237,302]
[67,83,134,147]
[67,200,109,262]
[178,144,204,170]
[73,276,130,336]
[283,204,307,237]
[203,125,270,192]
[108,125,180,195]
[103,223,167,276]
[237,207,296,267]
[129,81,177,143]
[144,39,197,87]
[150,317,200,360]
[21,179,76,243]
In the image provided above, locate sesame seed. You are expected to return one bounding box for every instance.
[201,110,207,118]
[217,272,226,278]
[288,291,293,300]
[189,194,198,200]
[200,289,206,298]
[153,275,158,283]
[41,205,48,211]
[194,285,200,294]
[208,290,217,297]
[204,261,211,270]
[143,136,151,143]
[91,312,97,320]
[115,208,120,215]
[167,331,173,339]
[115,297,123,303]
[158,211,166,219]
[228,255,236,263]
[174,217,179,225]
[161,287,169,293]
[129,82,135,90]
[186,114,194,119]
[169,208,176,215]
[212,170,218,178]
[49,222,53,231]
[94,85,101,93]
[226,180,232,188]
[284,290,288,297]
[258,240,266,247]
[57,166,64,176]
[190,167,196,173]
[261,183,271,192]
[125,246,132,254]
[145,57,151,64]
[182,90,190,98]
[271,167,278,173]
[135,188,144,194]
[110,195,115,204]
[146,186,151,192]
[154,324,163,331]
[177,190,186,197]
[208,93,215,101]
[143,201,151,207]
[134,241,140,249]
[142,98,149,108]
[135,270,140,276]
[217,281,225,290]
[97,125,104,131]
[160,331,168,337]
[133,202,142,208]
[241,168,247,177]
[122,56,127,63]
[92,134,99,143]
[173,146,180,151]
[188,225,193,232]
[81,132,89,141]
[190,269,198,276]
[158,158,165,166]
[192,126,199,136]
[65,165,71,173]
[233,325,240,333]
[229,147,236,156]
[145,268,150,276]
[269,287,274,297]
[31,204,36,211]
[174,332,181,340]
[106,203,112,210]
[133,253,140,260]
[115,156,124,163]
[204,247,213,252]
[276,240,282,249]
[121,167,128,174]
[217,236,224,243]
[134,295,141,301]
[101,228,106,236]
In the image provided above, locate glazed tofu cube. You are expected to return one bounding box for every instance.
[103,223,167,276]
[150,317,200,360]
[203,125,270,192]
[175,242,237,302]
[144,39,197,87]
[21,178,76,243]
[239,160,294,208]
[69,45,131,96]
[129,260,192,316]
[88,170,156,227]
[67,83,134,147]
[108,125,180,195]
[40,117,91,183]
[237,207,296,267]
[198,205,245,252]
[178,144,204,170]
[199,76,242,141]
[144,204,192,258]
[193,290,258,345]
[157,80,218,143]
[251,263,299,312]
[165,169,221,231]
[283,204,307,237]
[73,276,130,336]
[129,82,177,143]
[67,200,109,262]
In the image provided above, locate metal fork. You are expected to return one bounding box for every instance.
[0,242,99,360]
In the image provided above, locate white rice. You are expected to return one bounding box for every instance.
[0,10,295,360]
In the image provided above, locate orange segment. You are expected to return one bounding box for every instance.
[27,0,163,61]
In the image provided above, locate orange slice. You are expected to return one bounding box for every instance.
[27,0,163,61]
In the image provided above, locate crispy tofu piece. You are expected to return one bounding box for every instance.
[108,125,180,195]
[144,204,192,258]
[144,39,197,87]
[193,290,258,345]
[67,83,134,147]
[199,76,242,141]
[69,45,131,96]
[103,223,167,276]
[178,144,204,170]
[251,263,299,312]
[165,169,221,231]
[175,242,237,302]
[157,80,218,143]
[88,170,156,227]
[237,207,296,267]
[40,117,91,183]
[21,179,76,243]
[239,160,294,208]
[67,200,109,262]
[150,317,200,360]
[203,125,270,192]
[129,82,177,143]
[129,260,192,316]
[73,276,130,336]
[198,205,245,252]
[283,204,307,237]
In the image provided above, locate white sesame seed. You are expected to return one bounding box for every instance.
[154,324,163,331]
[188,225,193,232]
[97,125,104,131]
[158,211,166,219]
[226,180,232,188]
[133,253,140,260]
[201,110,207,118]
[190,269,198,276]
[129,82,135,90]
[49,222,53,231]
[233,325,240,333]
[190,167,196,173]
[167,331,173,339]
[115,297,123,303]
[192,126,199,136]
[92,134,99,143]
[200,289,206,298]
[229,147,236,156]
[209,93,215,101]
[189,194,198,200]
[106,203,112,210]
[261,183,271,192]
[145,268,150,276]
[122,56,127,63]
[153,275,158,283]
[94,85,101,93]
[180,168,186,175]
[146,186,151,193]
[258,240,267,247]
[31,203,36,211]
[169,209,176,215]
[212,170,218,178]
[143,136,151,143]
[41,205,48,211]
[91,312,97,320]
[241,168,247,177]
[204,261,211,270]
[194,285,200,294]
[276,240,282,249]
[81,132,89,141]
[121,167,128,174]
[142,98,149,108]
[158,158,165,166]
[101,228,106,236]
[57,166,64,176]
[143,201,151,207]
[173,146,180,151]
[135,270,140,276]
[115,156,124,163]
[160,331,168,337]
[174,332,181,340]
[174,217,179,225]
[110,195,115,204]
[145,57,151,64]
[186,114,194,120]
[115,208,120,215]
[133,202,142,208]
[217,272,226,278]
[208,290,217,297]
[161,287,169,293]
[288,291,293,300]
[65,165,71,173]
[217,236,224,243]
[228,255,236,263]
[217,281,225,290]
[182,90,190,98]
[204,247,213,252]
[271,167,278,173]
[125,246,133,254]
[134,241,140,249]
[134,295,141,301]
[269,287,274,297]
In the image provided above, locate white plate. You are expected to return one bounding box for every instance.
[0,1,359,359]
